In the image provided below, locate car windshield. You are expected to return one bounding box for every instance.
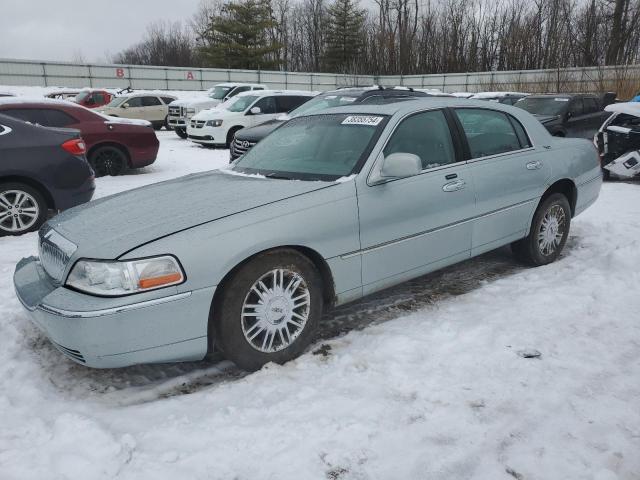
[226,95,259,113]
[232,113,387,180]
[209,86,233,100]
[515,97,568,116]
[287,93,361,117]
[104,96,127,108]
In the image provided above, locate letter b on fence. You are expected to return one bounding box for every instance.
[116,68,125,78]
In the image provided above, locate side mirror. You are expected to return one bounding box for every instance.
[121,103,129,109]
[566,111,573,119]
[370,153,422,184]
[250,106,261,115]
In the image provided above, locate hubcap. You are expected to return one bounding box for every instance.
[538,204,566,256]
[0,190,39,233]
[241,268,311,353]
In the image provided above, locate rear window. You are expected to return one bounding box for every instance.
[455,108,525,158]
[0,108,48,125]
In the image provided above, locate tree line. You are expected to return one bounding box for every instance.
[112,0,640,75]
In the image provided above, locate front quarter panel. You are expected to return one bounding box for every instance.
[120,180,362,303]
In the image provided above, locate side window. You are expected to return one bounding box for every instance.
[43,109,76,127]
[142,96,162,107]
[275,96,309,113]
[383,109,456,170]
[583,98,599,114]
[124,97,143,108]
[228,86,250,98]
[455,108,522,158]
[161,97,175,105]
[508,115,532,148]
[253,96,277,114]
[94,93,105,104]
[569,98,584,116]
[0,108,48,125]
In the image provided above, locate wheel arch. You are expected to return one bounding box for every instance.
[0,175,56,210]
[226,125,244,144]
[541,178,577,216]
[88,141,131,167]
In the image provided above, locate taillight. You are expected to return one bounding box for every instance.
[61,138,86,156]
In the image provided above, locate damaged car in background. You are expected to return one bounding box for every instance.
[595,102,640,179]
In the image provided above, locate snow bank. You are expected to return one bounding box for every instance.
[0,132,638,479]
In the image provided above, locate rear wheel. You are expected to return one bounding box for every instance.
[89,146,128,177]
[511,193,571,266]
[212,249,323,371]
[175,127,188,139]
[0,183,47,236]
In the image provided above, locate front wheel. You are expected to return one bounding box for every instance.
[175,127,188,139]
[212,249,324,371]
[0,183,48,236]
[511,193,571,266]
[164,116,173,131]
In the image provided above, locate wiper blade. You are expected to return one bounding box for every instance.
[265,173,293,180]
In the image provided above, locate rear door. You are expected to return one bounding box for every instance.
[357,108,476,293]
[276,95,310,114]
[566,97,589,137]
[453,107,551,255]
[582,96,607,137]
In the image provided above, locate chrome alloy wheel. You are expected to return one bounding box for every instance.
[0,190,39,233]
[537,204,566,256]
[241,268,311,353]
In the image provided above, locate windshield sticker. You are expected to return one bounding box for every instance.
[342,115,384,126]
[554,98,570,102]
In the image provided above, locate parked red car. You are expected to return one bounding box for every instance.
[74,89,113,109]
[0,99,159,176]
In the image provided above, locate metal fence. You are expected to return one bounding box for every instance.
[1,58,639,95]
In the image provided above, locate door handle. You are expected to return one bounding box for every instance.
[526,160,542,170]
[442,179,466,192]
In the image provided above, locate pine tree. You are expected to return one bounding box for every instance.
[323,0,366,73]
[200,0,281,70]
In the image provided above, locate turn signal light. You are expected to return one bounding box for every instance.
[138,272,183,290]
[61,138,87,156]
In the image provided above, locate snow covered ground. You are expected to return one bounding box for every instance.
[1,130,640,479]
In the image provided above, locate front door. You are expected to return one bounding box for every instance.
[248,96,278,127]
[357,109,476,294]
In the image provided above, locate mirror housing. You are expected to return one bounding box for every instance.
[121,103,129,109]
[370,153,422,184]
[249,106,261,115]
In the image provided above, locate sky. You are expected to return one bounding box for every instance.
[0,0,204,63]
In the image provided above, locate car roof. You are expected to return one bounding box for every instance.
[0,97,79,108]
[306,97,516,117]
[215,82,267,88]
[471,91,529,98]
[235,89,317,98]
[525,93,597,99]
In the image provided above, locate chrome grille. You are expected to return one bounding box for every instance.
[38,226,77,283]
[232,137,256,157]
[190,119,205,129]
[168,105,181,116]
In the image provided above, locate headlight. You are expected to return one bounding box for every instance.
[206,119,223,127]
[66,256,185,296]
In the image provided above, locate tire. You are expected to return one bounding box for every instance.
[511,193,571,266]
[212,249,324,371]
[152,123,162,131]
[601,168,611,181]
[0,182,48,236]
[164,116,173,131]
[226,127,242,148]
[89,145,128,177]
[175,127,188,139]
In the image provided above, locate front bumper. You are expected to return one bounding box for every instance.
[168,115,186,128]
[14,256,214,368]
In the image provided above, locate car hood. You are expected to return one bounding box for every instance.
[533,114,560,124]
[47,169,334,259]
[235,119,285,141]
[188,98,222,109]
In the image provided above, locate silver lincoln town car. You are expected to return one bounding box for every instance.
[14,99,602,370]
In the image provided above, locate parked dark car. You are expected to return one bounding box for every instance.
[0,114,94,235]
[230,86,429,160]
[0,99,159,176]
[515,93,611,138]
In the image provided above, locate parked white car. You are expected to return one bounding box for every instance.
[98,93,177,130]
[187,90,315,147]
[168,83,266,138]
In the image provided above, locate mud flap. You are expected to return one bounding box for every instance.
[603,150,640,178]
